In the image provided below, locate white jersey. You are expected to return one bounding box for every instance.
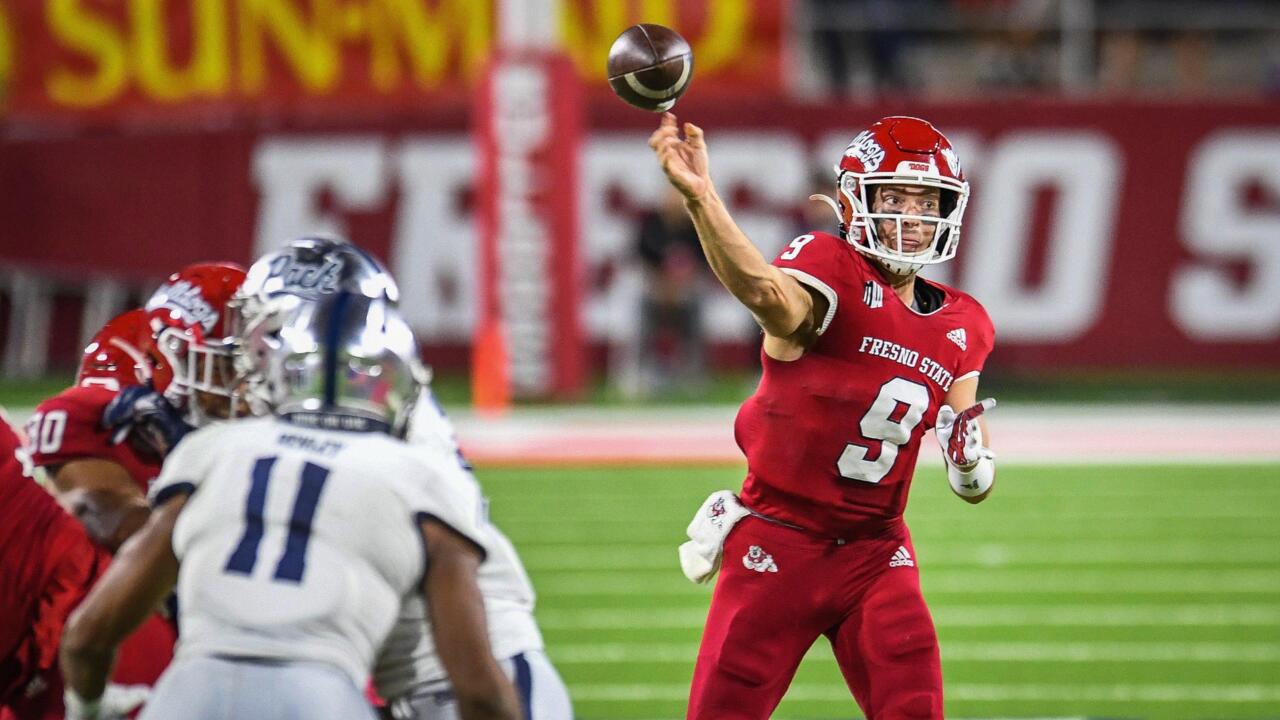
[372,390,544,699]
[149,417,487,687]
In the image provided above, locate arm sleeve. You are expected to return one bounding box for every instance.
[146,427,217,506]
[955,303,996,381]
[771,231,844,335]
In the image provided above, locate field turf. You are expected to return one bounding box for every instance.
[478,463,1280,719]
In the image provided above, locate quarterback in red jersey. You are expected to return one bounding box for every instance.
[652,114,997,719]
[29,263,247,552]
[0,414,168,720]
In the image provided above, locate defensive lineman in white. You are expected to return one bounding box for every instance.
[374,390,573,719]
[237,235,571,719]
[59,291,521,720]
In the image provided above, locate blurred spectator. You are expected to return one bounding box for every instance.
[800,0,1280,98]
[633,188,710,397]
[1099,28,1210,96]
[807,0,930,96]
[963,0,1056,92]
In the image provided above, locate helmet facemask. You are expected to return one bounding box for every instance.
[154,322,248,425]
[837,172,968,277]
[230,292,300,419]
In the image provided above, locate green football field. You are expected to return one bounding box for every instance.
[477,463,1280,720]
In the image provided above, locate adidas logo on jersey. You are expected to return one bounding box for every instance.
[889,545,915,568]
[863,281,883,309]
[743,545,778,573]
[946,328,967,350]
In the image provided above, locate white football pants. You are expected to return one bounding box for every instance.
[385,649,572,720]
[140,655,378,720]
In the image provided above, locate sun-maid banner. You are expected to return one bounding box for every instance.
[0,0,786,121]
[2,100,1279,373]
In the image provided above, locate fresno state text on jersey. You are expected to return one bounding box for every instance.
[734,231,994,537]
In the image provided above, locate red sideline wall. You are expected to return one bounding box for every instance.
[2,97,1279,374]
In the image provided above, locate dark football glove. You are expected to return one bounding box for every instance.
[102,384,193,460]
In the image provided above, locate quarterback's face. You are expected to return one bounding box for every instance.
[872,185,941,255]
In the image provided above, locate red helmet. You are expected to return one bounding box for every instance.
[832,116,969,276]
[77,309,156,391]
[144,262,247,422]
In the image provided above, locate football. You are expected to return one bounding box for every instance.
[606,24,694,112]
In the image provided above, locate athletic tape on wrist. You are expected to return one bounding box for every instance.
[947,455,994,497]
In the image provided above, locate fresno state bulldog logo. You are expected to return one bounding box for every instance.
[742,545,778,574]
[707,497,728,527]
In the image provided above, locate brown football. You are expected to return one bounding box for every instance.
[606,24,694,112]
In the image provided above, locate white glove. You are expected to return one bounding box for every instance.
[64,683,151,720]
[935,398,996,470]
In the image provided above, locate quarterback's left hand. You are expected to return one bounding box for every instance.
[64,683,151,720]
[935,398,996,470]
[102,384,193,459]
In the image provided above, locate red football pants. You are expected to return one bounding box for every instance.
[687,516,942,720]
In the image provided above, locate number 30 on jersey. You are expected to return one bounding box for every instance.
[838,378,930,484]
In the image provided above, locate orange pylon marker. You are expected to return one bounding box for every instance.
[471,320,511,417]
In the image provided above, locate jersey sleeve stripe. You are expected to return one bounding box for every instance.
[779,268,838,335]
[954,370,980,383]
[151,481,196,507]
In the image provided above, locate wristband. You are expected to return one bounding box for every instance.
[947,455,995,498]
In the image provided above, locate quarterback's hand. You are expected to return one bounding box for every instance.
[102,384,193,459]
[64,683,151,720]
[649,112,711,201]
[935,398,996,470]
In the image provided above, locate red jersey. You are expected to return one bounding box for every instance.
[735,232,994,537]
[0,416,104,707]
[0,417,175,718]
[27,386,161,494]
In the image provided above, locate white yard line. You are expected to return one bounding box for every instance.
[536,604,1280,630]
[6,403,1279,464]
[566,682,1280,703]
[517,540,1280,569]
[547,641,1280,664]
[530,569,1280,595]
[447,404,1280,465]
